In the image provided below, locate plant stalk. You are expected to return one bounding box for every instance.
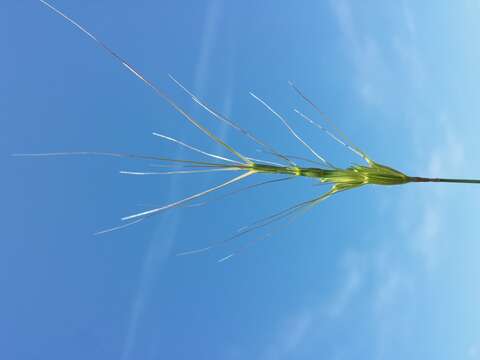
[409,177,480,184]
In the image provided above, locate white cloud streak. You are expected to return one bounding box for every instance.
[122,2,234,357]
[262,310,314,360]
[330,0,426,106]
[330,0,390,106]
[121,214,177,360]
[326,250,365,318]
[407,119,466,274]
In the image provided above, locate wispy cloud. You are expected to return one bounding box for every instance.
[192,0,234,158]
[406,117,466,273]
[330,0,390,106]
[256,251,368,359]
[262,310,314,360]
[121,125,191,360]
[469,343,480,359]
[330,0,426,106]
[411,204,441,272]
[326,250,365,317]
[252,118,467,359]
[193,0,223,96]
[122,3,234,357]
[393,1,426,92]
[402,2,417,35]
[121,211,178,360]
[425,119,466,179]
[215,46,235,157]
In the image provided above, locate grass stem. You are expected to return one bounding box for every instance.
[410,177,480,184]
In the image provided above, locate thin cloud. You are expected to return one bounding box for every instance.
[194,0,222,95]
[262,310,314,360]
[326,250,365,318]
[121,210,179,360]
[192,0,233,159]
[411,205,441,272]
[331,0,427,105]
[122,3,231,357]
[469,344,480,359]
[330,0,390,106]
[393,1,425,91]
[121,132,186,360]
[407,118,466,273]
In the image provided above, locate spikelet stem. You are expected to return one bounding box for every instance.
[409,177,480,184]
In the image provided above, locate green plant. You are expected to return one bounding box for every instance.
[18,1,480,260]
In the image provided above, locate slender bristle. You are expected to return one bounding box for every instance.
[152,132,241,164]
[177,191,333,258]
[288,81,372,165]
[121,171,254,221]
[93,218,145,235]
[168,74,295,167]
[119,168,242,176]
[250,92,335,169]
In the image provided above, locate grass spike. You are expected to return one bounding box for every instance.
[25,1,480,261]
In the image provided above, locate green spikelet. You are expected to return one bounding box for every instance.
[249,160,410,192]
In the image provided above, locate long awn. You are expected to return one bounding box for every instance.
[16,0,480,261]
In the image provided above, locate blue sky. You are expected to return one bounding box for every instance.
[4,1,480,359]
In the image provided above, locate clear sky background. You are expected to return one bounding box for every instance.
[4,1,480,359]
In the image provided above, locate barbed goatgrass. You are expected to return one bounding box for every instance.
[16,1,480,261]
